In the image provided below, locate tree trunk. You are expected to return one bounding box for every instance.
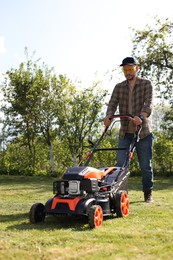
[72,154,78,166]
[49,142,56,175]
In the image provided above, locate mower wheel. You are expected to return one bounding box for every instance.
[88,205,103,228]
[115,190,129,217]
[29,203,46,223]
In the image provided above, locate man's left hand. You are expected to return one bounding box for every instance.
[134,116,143,126]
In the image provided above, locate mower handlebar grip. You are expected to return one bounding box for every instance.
[107,114,141,134]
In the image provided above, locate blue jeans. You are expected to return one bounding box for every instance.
[116,133,154,191]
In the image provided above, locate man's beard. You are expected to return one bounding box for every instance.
[125,74,135,80]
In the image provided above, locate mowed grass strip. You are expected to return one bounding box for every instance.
[0,175,173,260]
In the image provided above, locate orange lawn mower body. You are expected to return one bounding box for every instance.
[29,114,140,228]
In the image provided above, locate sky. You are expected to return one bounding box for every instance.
[0,0,173,93]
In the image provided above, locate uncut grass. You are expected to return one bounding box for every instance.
[0,175,173,260]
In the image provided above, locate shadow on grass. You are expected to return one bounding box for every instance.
[129,200,144,204]
[0,212,29,223]
[4,212,116,232]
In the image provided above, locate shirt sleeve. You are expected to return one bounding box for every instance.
[106,85,119,116]
[141,80,153,116]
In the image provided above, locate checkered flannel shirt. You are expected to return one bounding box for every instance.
[106,77,153,139]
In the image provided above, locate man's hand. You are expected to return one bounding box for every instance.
[104,115,112,127]
[134,116,143,126]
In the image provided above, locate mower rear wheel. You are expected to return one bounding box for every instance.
[29,203,46,223]
[115,191,129,217]
[88,205,103,228]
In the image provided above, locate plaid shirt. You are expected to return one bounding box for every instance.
[106,77,153,139]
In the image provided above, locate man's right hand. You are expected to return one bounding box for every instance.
[104,115,112,127]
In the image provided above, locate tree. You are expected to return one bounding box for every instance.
[2,61,41,171]
[131,17,173,136]
[0,49,108,174]
[153,132,173,175]
[56,80,107,165]
[131,17,173,102]
[1,49,61,173]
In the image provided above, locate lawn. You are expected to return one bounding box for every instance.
[0,175,173,260]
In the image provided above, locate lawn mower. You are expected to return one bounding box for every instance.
[29,114,140,228]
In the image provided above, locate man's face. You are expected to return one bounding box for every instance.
[122,65,138,80]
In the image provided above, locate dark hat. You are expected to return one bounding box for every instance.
[120,57,137,66]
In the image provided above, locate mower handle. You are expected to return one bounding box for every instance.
[104,114,141,134]
[108,114,136,122]
[84,114,141,166]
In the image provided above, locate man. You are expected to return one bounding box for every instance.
[104,57,154,203]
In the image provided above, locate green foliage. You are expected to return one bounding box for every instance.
[0,49,107,175]
[56,81,107,165]
[153,132,173,175]
[161,105,173,137]
[131,17,173,102]
[0,136,73,176]
[1,52,59,173]
[85,128,119,168]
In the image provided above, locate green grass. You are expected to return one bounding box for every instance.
[0,175,173,260]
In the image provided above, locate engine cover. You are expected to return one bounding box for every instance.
[62,166,105,180]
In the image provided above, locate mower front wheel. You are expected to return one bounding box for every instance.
[29,202,46,224]
[88,205,103,228]
[115,190,129,217]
